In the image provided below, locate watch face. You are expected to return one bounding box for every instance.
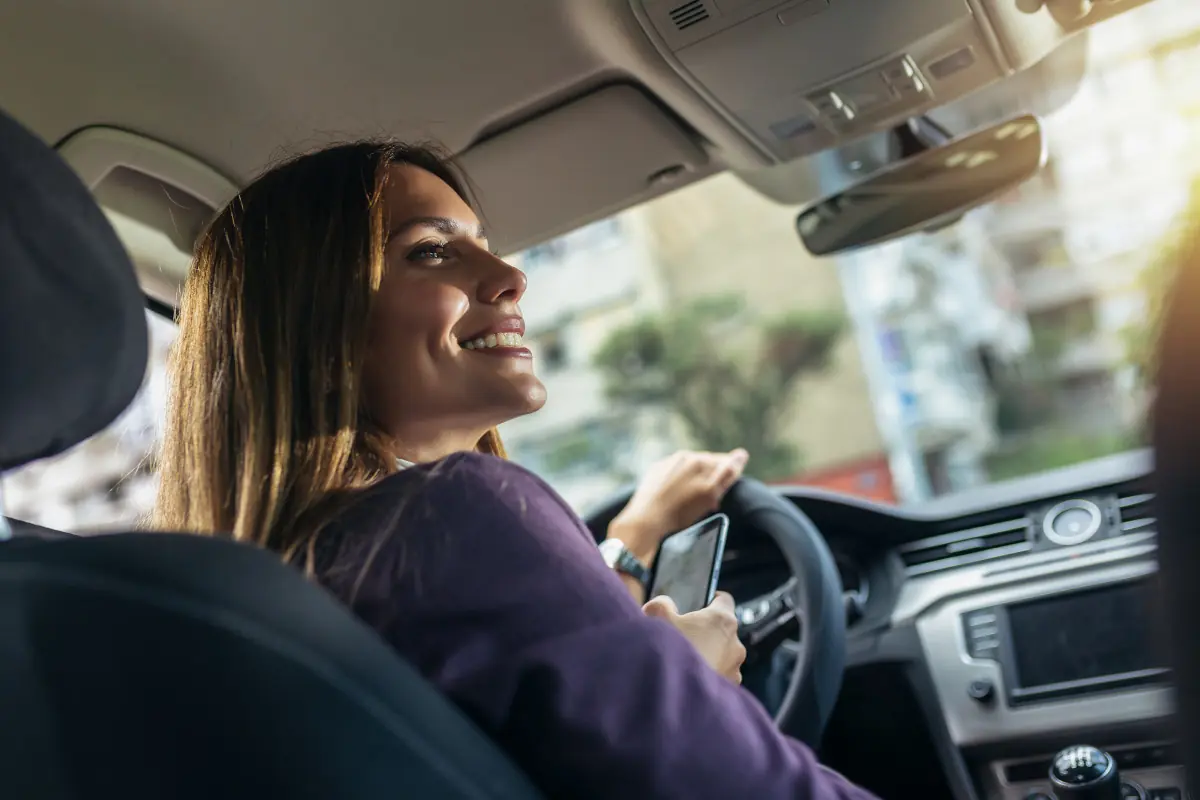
[598,539,624,569]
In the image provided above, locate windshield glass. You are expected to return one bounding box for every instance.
[500,0,1200,510]
[3,0,1198,533]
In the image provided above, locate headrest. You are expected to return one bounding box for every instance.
[0,109,147,471]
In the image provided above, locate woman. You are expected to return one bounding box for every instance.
[154,140,876,799]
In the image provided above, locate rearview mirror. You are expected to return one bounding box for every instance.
[796,114,1047,257]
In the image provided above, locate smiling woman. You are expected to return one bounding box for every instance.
[126,136,877,800]
[360,161,546,470]
[147,141,520,556]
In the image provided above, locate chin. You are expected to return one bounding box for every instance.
[515,376,548,415]
[494,375,547,422]
[470,375,547,430]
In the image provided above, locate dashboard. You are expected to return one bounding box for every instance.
[723,449,1182,800]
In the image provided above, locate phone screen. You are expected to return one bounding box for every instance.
[646,513,729,615]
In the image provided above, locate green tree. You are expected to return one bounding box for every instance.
[1121,177,1200,390]
[592,294,844,481]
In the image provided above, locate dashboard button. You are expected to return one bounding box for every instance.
[967,679,995,703]
[962,608,1001,660]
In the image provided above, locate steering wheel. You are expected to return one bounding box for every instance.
[585,477,846,747]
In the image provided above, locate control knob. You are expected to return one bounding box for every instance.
[1048,745,1120,800]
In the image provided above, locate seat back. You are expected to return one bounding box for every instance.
[0,533,541,799]
[1153,224,1200,786]
[0,107,542,798]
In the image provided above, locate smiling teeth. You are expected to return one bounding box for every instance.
[462,332,523,350]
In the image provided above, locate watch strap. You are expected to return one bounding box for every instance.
[616,547,650,586]
[599,539,650,586]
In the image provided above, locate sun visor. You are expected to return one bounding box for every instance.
[457,85,709,254]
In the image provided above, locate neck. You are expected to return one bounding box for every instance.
[390,427,489,465]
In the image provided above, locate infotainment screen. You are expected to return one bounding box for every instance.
[1006,581,1165,692]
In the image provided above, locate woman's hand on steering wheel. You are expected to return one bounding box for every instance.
[605,448,749,565]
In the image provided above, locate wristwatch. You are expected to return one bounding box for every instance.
[598,538,651,586]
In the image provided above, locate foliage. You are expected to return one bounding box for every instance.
[1121,177,1200,389]
[986,428,1140,482]
[592,294,844,481]
[541,430,597,475]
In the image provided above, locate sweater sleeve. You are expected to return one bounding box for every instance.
[330,452,878,800]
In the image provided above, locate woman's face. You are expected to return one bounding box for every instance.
[363,163,546,457]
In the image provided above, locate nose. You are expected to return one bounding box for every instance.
[476,251,527,305]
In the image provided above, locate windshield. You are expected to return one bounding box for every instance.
[3,0,1198,532]
[500,0,1200,510]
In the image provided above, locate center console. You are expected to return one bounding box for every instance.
[903,536,1186,799]
[989,743,1188,800]
[913,556,1171,748]
[963,579,1167,707]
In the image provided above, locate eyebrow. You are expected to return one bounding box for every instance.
[387,216,487,242]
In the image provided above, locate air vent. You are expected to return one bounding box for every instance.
[669,0,711,31]
[1117,491,1155,535]
[899,517,1032,576]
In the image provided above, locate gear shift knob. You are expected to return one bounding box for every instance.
[1048,745,1121,800]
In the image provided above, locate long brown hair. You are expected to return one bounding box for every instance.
[152,140,505,565]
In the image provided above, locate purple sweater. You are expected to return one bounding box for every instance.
[315,452,878,800]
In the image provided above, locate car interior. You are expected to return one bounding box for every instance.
[2,0,1199,798]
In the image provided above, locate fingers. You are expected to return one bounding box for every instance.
[708,449,747,497]
[731,639,748,681]
[670,449,748,474]
[710,591,736,613]
[678,449,749,509]
[727,637,748,685]
[643,595,680,619]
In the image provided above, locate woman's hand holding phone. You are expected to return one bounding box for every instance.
[644,591,747,684]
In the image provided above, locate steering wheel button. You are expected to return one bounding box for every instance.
[737,598,773,625]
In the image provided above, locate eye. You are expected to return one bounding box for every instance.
[407,242,449,263]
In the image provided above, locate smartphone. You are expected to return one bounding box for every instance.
[646,513,729,615]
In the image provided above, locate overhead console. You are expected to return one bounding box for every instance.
[629,0,1117,163]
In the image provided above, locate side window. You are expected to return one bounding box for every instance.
[1,310,178,533]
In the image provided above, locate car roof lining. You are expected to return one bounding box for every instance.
[1,0,1091,305]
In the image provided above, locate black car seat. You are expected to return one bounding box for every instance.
[1152,223,1200,785]
[0,107,543,799]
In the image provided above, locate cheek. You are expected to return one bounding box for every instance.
[368,275,469,365]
